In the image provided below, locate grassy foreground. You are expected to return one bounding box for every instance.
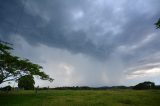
[0,90,160,106]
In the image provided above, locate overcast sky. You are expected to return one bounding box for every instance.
[0,0,160,87]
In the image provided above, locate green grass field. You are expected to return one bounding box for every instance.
[0,90,160,106]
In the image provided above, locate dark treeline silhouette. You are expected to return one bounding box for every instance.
[36,86,147,90]
[133,81,155,90]
[0,85,12,92]
[38,85,160,90]
[1,81,160,91]
[32,81,160,90]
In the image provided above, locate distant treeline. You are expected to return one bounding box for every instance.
[52,86,132,90]
[38,85,160,90]
[1,81,160,91]
[1,85,160,91]
[35,81,160,90]
[36,86,130,90]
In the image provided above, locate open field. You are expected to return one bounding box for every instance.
[0,90,160,106]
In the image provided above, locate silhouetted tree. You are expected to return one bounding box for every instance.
[0,85,12,91]
[0,41,53,85]
[155,18,160,29]
[133,81,155,90]
[18,75,35,90]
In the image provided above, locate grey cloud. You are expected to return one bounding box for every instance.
[125,53,160,76]
[0,0,160,61]
[0,0,115,60]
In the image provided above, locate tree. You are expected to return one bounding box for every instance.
[155,18,160,29]
[0,41,53,85]
[133,81,155,90]
[18,75,35,90]
[0,85,12,91]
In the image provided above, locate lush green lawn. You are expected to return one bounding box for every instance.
[0,90,160,106]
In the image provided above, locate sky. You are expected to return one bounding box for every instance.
[0,0,160,87]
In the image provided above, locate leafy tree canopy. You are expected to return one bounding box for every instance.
[133,81,155,90]
[18,75,35,90]
[0,41,53,85]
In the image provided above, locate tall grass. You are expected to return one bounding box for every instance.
[0,90,160,106]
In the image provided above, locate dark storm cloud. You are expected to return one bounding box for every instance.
[0,0,114,59]
[0,0,160,62]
